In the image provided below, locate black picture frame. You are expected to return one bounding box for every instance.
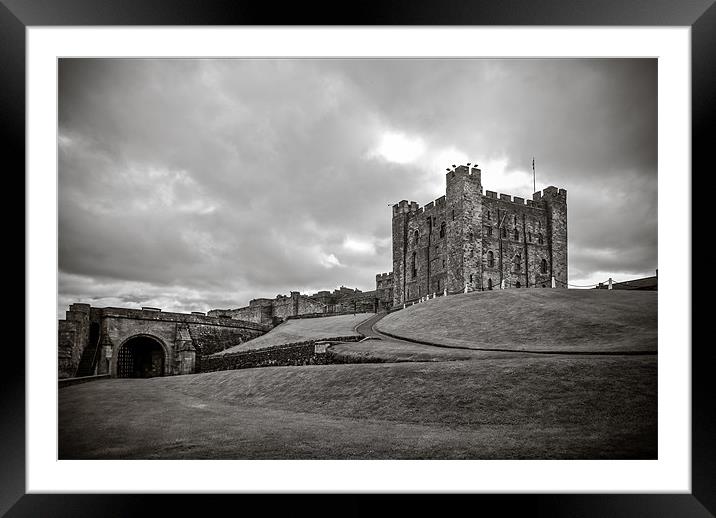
[4,0,709,515]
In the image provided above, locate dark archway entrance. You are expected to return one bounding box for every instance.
[117,336,165,378]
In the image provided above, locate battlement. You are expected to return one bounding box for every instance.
[533,186,567,202]
[483,191,541,207]
[376,272,393,279]
[392,200,421,216]
[446,165,481,183]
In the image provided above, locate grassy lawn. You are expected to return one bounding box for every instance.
[59,357,656,459]
[377,289,657,353]
[329,339,539,363]
[214,313,374,355]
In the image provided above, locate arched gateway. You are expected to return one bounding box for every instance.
[116,335,167,378]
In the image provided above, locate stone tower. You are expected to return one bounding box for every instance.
[391,164,567,305]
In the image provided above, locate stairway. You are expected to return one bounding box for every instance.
[75,339,100,377]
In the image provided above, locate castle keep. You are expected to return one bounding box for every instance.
[391,164,567,305]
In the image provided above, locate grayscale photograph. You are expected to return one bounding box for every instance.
[57,58,657,459]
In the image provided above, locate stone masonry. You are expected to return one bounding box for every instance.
[391,164,567,305]
[57,304,268,379]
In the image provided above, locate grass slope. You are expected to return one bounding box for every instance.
[59,357,656,460]
[215,313,373,355]
[376,289,657,353]
[329,340,537,363]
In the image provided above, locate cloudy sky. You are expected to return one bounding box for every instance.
[58,58,657,317]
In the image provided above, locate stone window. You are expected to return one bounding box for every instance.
[435,245,438,253]
[487,227,493,237]
[411,252,417,278]
[440,221,446,238]
[514,254,521,271]
[538,233,544,245]
[487,251,495,267]
[513,215,517,226]
[541,258,548,274]
[470,274,473,283]
[414,230,419,243]
[528,232,532,242]
[452,209,455,221]
[487,210,491,220]
[513,228,519,240]
[516,281,521,288]
[487,278,493,290]
[501,227,507,238]
[442,258,446,268]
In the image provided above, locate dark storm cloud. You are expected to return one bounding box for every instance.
[58,58,656,316]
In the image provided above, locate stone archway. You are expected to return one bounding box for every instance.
[116,335,167,378]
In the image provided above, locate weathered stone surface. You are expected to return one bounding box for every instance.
[200,336,362,372]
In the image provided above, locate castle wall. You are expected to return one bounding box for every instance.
[272,292,327,320]
[480,194,553,289]
[58,305,269,378]
[208,305,271,325]
[375,272,394,309]
[57,303,91,379]
[58,319,80,379]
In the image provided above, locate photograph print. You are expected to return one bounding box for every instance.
[57,57,657,460]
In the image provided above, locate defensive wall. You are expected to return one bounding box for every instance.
[58,303,268,379]
[209,286,381,325]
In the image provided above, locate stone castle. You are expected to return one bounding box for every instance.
[58,162,566,379]
[388,164,567,304]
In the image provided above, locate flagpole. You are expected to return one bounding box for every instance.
[532,156,536,194]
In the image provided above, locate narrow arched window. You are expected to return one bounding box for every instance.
[487,210,491,220]
[541,258,548,274]
[470,274,473,284]
[513,215,517,226]
[414,230,419,244]
[528,232,532,242]
[487,278,493,290]
[451,209,455,221]
[513,228,519,240]
[538,233,544,245]
[501,227,507,238]
[411,252,417,278]
[440,221,446,238]
[514,254,521,271]
[487,251,494,267]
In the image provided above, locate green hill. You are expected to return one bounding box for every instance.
[376,289,656,353]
